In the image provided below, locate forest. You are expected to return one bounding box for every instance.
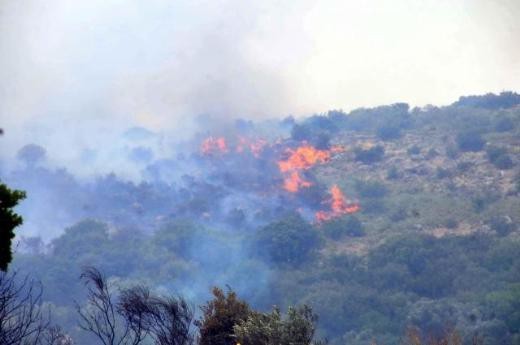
[1,91,520,344]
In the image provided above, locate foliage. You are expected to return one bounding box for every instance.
[493,155,514,170]
[452,91,520,110]
[254,213,320,266]
[354,146,385,164]
[77,267,195,345]
[456,131,485,152]
[0,183,26,271]
[196,287,251,345]
[234,305,326,345]
[354,180,388,198]
[377,125,401,140]
[322,216,365,240]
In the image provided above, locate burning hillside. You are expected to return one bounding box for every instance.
[197,136,359,224]
[277,144,344,193]
[315,185,360,222]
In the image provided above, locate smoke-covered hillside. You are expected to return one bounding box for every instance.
[4,91,520,344]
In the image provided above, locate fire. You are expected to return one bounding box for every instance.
[284,171,312,193]
[278,145,332,173]
[278,144,342,192]
[201,137,228,155]
[315,185,360,222]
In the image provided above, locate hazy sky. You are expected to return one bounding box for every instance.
[0,0,519,139]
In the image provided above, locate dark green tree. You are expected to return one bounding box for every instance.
[255,213,320,266]
[196,287,251,345]
[0,183,26,271]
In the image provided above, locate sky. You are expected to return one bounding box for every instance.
[0,0,519,161]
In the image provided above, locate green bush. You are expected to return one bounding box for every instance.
[495,117,515,132]
[407,145,421,155]
[322,216,365,240]
[255,213,320,266]
[354,146,385,164]
[355,180,388,198]
[377,125,401,140]
[386,166,401,180]
[456,131,485,152]
[493,155,514,170]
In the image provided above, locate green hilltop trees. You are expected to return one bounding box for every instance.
[0,183,26,271]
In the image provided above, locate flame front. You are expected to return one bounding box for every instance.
[316,185,360,222]
[278,144,340,192]
[278,145,332,173]
[284,171,312,193]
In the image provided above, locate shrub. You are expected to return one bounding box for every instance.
[456,161,473,173]
[436,167,452,179]
[486,145,507,162]
[456,131,485,152]
[377,125,401,140]
[355,180,388,198]
[323,216,365,239]
[255,213,320,266]
[493,155,514,170]
[386,166,401,180]
[426,148,438,159]
[291,124,312,141]
[354,146,385,164]
[390,208,408,222]
[445,145,459,159]
[488,216,515,236]
[443,218,458,229]
[407,145,421,155]
[495,117,515,132]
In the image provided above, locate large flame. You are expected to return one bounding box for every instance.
[284,171,312,193]
[315,185,360,222]
[278,145,332,173]
[278,144,342,192]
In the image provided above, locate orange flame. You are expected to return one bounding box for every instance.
[284,171,312,193]
[200,137,228,155]
[278,144,342,192]
[278,145,332,173]
[315,185,360,222]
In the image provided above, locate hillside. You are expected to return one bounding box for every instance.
[5,92,520,345]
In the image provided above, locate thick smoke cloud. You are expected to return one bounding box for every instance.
[1,0,519,172]
[0,0,519,238]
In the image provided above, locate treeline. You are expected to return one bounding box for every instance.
[0,267,486,345]
[9,217,520,344]
[0,266,325,345]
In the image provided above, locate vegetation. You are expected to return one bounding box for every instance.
[0,183,26,271]
[3,92,520,344]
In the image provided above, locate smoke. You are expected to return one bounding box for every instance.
[0,0,519,239]
[1,0,519,173]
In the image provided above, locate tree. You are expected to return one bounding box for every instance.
[376,125,401,141]
[76,267,146,345]
[354,146,385,164]
[456,131,485,152]
[0,271,49,345]
[196,287,250,345]
[16,144,46,167]
[0,183,26,271]
[254,213,320,266]
[234,305,326,345]
[119,286,195,345]
[77,267,195,345]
